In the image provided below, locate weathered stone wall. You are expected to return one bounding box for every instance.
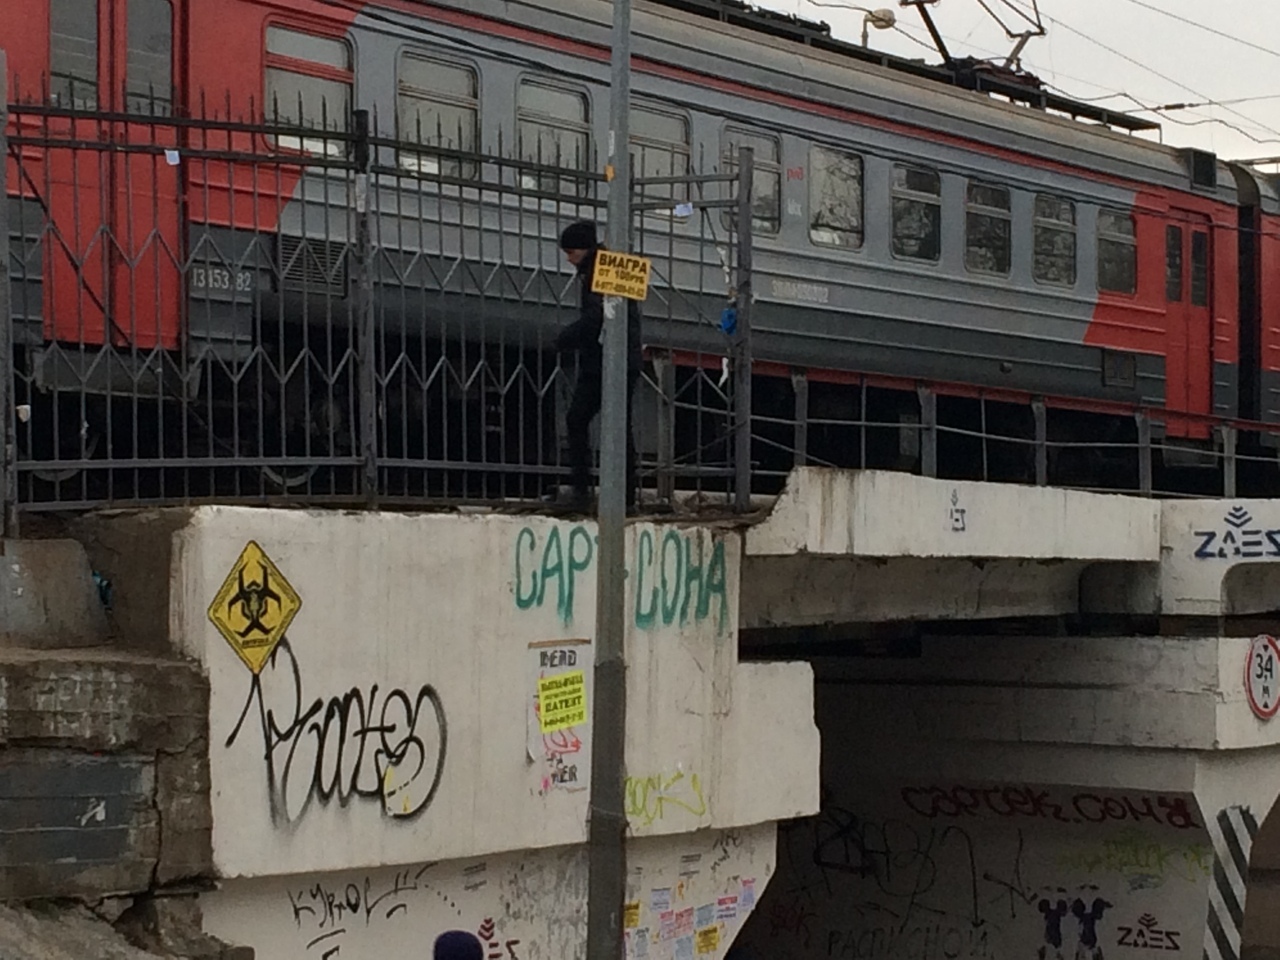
[0,649,212,899]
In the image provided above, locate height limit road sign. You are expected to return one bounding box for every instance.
[1246,634,1280,720]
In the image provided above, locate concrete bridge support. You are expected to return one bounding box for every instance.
[12,467,1280,960]
[72,505,820,959]
[729,472,1280,960]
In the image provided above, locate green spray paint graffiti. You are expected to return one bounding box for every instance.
[633,528,728,634]
[513,525,596,626]
[513,525,728,633]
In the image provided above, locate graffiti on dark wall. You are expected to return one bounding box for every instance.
[226,637,448,826]
[739,783,1210,960]
[900,785,1200,831]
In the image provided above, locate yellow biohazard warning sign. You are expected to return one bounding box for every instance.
[590,250,652,301]
[207,541,302,675]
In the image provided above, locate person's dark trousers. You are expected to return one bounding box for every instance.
[566,362,639,506]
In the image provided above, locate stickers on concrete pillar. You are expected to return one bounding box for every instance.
[538,670,586,732]
[207,541,302,674]
[1246,634,1280,719]
[623,902,641,929]
[694,926,719,955]
[528,639,592,795]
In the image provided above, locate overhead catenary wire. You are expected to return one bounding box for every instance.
[800,0,1192,119]
[1111,0,1280,62]
[1021,0,1280,141]
[957,0,1280,150]
[328,0,1280,150]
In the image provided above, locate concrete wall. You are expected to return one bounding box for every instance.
[0,649,211,899]
[741,470,1162,624]
[1162,500,1280,617]
[203,824,774,960]
[1245,796,1280,960]
[733,633,1280,960]
[166,505,818,872]
[739,676,1217,960]
[744,770,1211,959]
[746,470,1161,561]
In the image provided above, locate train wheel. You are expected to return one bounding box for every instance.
[23,392,106,492]
[257,388,352,494]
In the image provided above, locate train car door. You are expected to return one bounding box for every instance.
[1164,211,1213,437]
[44,0,183,351]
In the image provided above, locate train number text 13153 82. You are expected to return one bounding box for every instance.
[190,266,254,296]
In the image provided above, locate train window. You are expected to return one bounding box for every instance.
[126,0,173,116]
[517,79,590,194]
[265,26,353,156]
[1033,194,1076,286]
[1165,225,1183,302]
[891,165,941,262]
[1097,209,1137,294]
[397,54,479,179]
[721,129,781,235]
[1191,231,1209,306]
[809,146,863,249]
[50,0,98,110]
[965,181,1011,275]
[631,105,690,211]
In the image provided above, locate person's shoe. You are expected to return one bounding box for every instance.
[563,488,593,512]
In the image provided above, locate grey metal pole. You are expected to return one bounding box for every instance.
[0,55,16,538]
[733,148,753,513]
[586,0,631,957]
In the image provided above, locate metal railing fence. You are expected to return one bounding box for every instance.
[7,98,1280,521]
[3,101,752,515]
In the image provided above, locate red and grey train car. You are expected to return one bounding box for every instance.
[7,0,1280,493]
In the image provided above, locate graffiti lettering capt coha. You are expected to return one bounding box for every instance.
[514,525,728,632]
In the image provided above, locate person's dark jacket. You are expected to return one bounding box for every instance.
[555,247,643,374]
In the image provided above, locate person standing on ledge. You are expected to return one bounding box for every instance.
[552,220,643,512]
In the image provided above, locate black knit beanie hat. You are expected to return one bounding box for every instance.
[434,932,483,960]
[559,220,598,250]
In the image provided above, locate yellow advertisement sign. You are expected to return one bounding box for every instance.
[623,902,640,929]
[590,250,652,301]
[207,541,302,675]
[538,670,587,733]
[695,926,720,954]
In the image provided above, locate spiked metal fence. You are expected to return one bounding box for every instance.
[3,101,753,515]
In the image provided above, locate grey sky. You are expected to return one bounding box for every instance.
[751,0,1280,162]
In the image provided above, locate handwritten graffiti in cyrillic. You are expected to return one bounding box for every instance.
[900,784,1200,830]
[513,525,728,633]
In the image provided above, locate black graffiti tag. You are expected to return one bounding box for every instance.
[227,638,448,825]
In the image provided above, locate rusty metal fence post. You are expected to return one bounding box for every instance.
[1032,398,1048,486]
[1136,412,1153,496]
[0,58,16,537]
[733,147,753,512]
[352,109,378,506]
[1221,425,1238,499]
[918,385,938,478]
